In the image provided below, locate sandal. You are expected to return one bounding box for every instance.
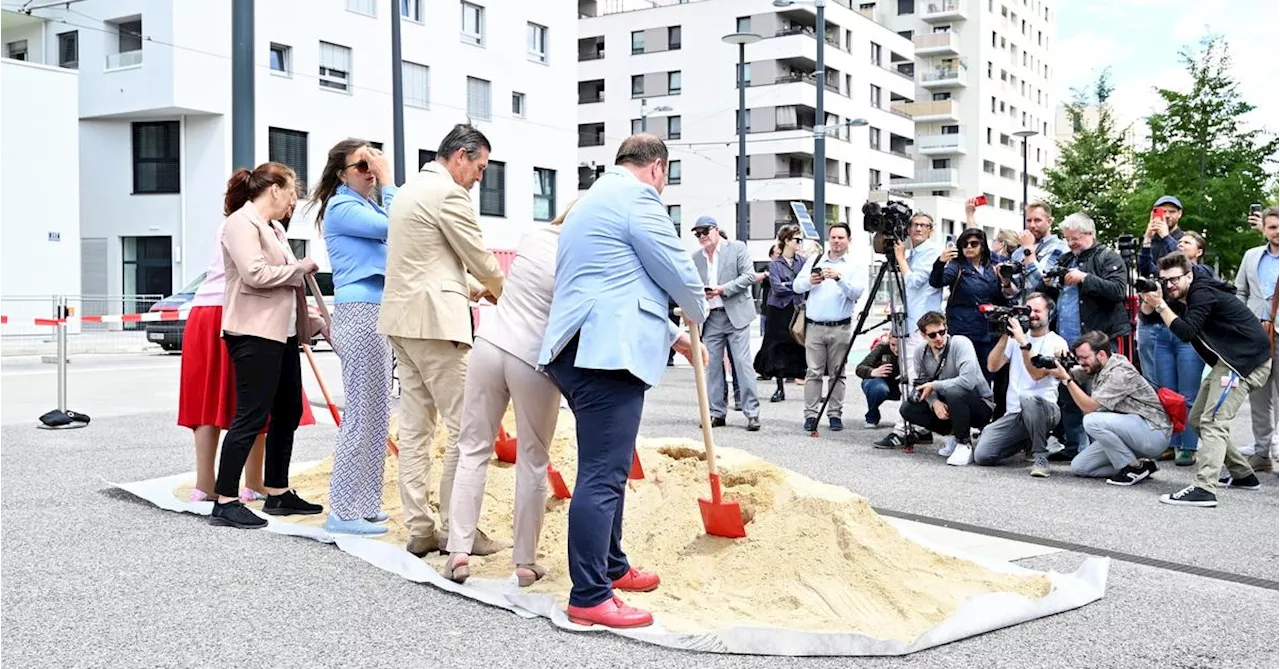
[443,553,470,584]
[515,563,547,587]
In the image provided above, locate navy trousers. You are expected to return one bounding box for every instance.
[544,336,647,608]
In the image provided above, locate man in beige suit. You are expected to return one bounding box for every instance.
[378,124,506,557]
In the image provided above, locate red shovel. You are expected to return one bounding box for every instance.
[688,321,747,539]
[547,463,572,499]
[494,426,518,463]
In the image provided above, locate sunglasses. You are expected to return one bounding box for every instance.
[694,229,713,237]
[962,240,983,249]
[344,160,370,174]
[789,237,801,243]
[924,328,948,339]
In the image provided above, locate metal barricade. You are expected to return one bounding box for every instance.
[2,293,166,358]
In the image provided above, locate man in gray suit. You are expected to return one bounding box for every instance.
[1236,207,1279,472]
[692,216,761,431]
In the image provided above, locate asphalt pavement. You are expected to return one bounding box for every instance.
[1,351,1276,668]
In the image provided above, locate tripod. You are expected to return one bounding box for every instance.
[810,246,913,435]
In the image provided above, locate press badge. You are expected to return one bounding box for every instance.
[1220,375,1240,388]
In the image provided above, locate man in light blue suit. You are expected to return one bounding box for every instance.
[538,135,708,629]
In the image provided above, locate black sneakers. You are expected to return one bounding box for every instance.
[1106,461,1155,487]
[1218,473,1263,490]
[210,500,267,529]
[803,417,818,432]
[873,433,906,450]
[263,490,324,516]
[1159,485,1218,507]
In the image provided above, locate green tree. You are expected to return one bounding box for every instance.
[1042,69,1136,241]
[1126,35,1278,275]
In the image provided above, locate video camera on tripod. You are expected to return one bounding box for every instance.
[862,200,914,255]
[979,303,1032,336]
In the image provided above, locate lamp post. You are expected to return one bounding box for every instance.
[1013,129,1038,229]
[640,98,673,133]
[773,0,827,237]
[722,32,762,244]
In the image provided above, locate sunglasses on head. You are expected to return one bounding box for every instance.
[344,160,370,174]
[925,328,948,339]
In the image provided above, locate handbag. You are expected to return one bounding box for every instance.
[789,303,807,347]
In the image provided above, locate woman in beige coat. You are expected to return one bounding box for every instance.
[443,202,575,586]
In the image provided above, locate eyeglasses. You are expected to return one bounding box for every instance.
[1158,273,1188,286]
[924,328,948,339]
[788,238,801,243]
[962,240,983,249]
[344,160,370,174]
[910,222,934,229]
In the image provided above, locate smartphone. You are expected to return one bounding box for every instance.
[703,286,715,294]
[811,264,824,277]
[972,194,988,207]
[1150,207,1165,224]
[945,233,955,247]
[1251,203,1264,215]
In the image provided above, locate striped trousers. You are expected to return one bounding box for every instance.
[327,302,393,521]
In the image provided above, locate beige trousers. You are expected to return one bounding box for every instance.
[388,336,468,538]
[1191,359,1273,492]
[447,339,560,564]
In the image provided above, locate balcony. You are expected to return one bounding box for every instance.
[913,32,959,56]
[106,50,142,70]
[749,170,814,181]
[918,133,966,155]
[920,0,967,22]
[891,168,959,190]
[920,64,967,88]
[892,99,960,122]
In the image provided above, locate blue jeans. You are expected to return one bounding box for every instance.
[1137,320,1161,385]
[1143,322,1204,451]
[544,336,645,608]
[861,378,892,424]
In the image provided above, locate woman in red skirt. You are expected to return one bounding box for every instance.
[178,175,316,502]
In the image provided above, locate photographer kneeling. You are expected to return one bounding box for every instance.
[973,293,1067,477]
[1045,331,1171,486]
[896,312,994,456]
[855,335,903,428]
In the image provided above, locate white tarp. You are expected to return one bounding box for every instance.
[109,470,1108,657]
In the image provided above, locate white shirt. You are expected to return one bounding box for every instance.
[1004,331,1067,411]
[703,246,725,310]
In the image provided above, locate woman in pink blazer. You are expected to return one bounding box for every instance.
[211,162,326,530]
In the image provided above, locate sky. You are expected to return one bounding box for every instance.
[1054,0,1279,145]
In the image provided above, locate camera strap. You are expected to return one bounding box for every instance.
[922,340,951,384]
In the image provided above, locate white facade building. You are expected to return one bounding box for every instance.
[1,11,81,323]
[874,0,1057,234]
[6,0,577,301]
[577,0,918,267]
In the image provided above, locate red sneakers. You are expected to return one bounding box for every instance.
[612,567,660,592]
[566,596,654,628]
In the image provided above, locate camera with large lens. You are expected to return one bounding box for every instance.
[997,261,1024,282]
[1134,276,1159,293]
[1030,351,1079,370]
[863,200,913,254]
[1116,234,1139,257]
[980,304,1032,336]
[1041,265,1068,285]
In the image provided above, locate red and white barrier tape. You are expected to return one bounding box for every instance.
[0,309,191,327]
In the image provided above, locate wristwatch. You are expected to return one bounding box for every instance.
[1154,303,1167,315]
[1020,342,1033,351]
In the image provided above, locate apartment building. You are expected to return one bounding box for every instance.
[871,0,1056,234]
[1,11,81,315]
[3,0,576,301]
[577,0,918,265]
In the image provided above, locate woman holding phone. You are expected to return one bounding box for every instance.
[930,228,1006,385]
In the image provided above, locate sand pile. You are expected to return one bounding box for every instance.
[182,408,1050,641]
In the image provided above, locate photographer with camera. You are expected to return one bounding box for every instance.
[1003,203,1070,292]
[855,335,902,428]
[1141,252,1271,507]
[1042,331,1172,486]
[793,223,866,433]
[928,228,1007,382]
[972,293,1067,476]
[1032,212,1130,461]
[893,311,995,457]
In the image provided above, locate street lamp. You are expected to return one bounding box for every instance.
[722,31,762,244]
[640,98,673,133]
[773,0,828,237]
[1013,128,1038,229]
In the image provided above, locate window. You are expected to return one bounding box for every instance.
[118,20,142,53]
[527,22,548,63]
[269,43,290,74]
[990,96,997,112]
[466,76,491,120]
[869,84,881,108]
[667,116,681,140]
[868,127,881,150]
[631,75,644,97]
[668,160,682,184]
[57,32,78,68]
[512,92,526,117]
[668,71,682,94]
[932,158,950,169]
[987,61,992,78]
[667,205,682,234]
[268,127,308,191]
[319,42,351,92]
[986,128,992,144]
[869,168,882,189]
[419,149,437,169]
[740,63,752,85]
[631,31,644,54]
[932,92,951,100]
[942,124,959,134]
[983,160,995,174]
[897,0,915,14]
[631,119,643,134]
[533,168,556,221]
[870,42,882,66]
[736,16,751,33]
[401,0,421,21]
[668,26,682,50]
[461,1,484,45]
[131,121,180,194]
[403,61,429,108]
[478,160,505,216]
[6,39,27,61]
[346,0,376,15]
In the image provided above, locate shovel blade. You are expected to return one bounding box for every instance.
[698,497,747,538]
[628,451,645,480]
[494,427,517,463]
[547,465,572,499]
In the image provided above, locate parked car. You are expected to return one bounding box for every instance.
[146,272,334,352]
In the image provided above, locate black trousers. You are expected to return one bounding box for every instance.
[215,334,303,498]
[899,385,993,443]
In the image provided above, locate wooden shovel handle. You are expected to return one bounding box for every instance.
[688,321,719,478]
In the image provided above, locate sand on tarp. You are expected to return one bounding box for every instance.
[180,408,1050,641]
